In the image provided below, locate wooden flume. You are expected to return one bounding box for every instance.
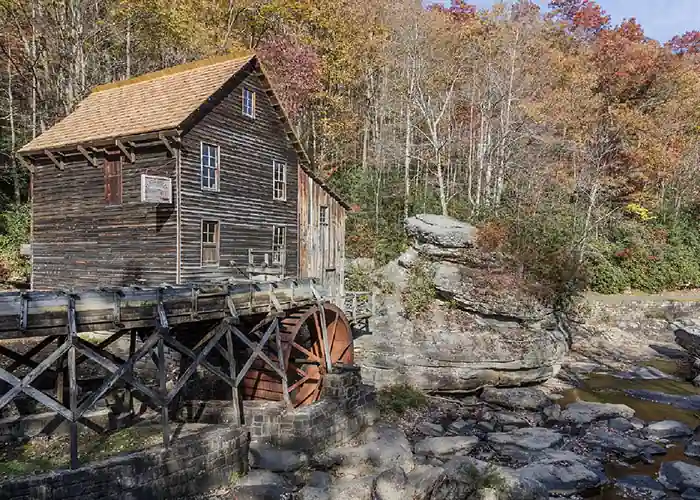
[0,278,357,469]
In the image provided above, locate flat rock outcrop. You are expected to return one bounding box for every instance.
[354,213,571,393]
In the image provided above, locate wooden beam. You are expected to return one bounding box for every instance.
[162,332,236,388]
[165,320,230,404]
[44,150,64,170]
[115,139,135,163]
[226,328,241,424]
[74,337,162,406]
[74,330,163,418]
[67,296,78,469]
[15,154,35,173]
[274,320,291,406]
[159,133,175,157]
[76,145,98,167]
[0,342,71,418]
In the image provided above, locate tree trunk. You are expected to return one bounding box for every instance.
[7,51,20,204]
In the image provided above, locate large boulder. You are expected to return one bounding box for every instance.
[355,295,569,392]
[354,213,570,393]
[433,262,551,321]
[405,214,478,248]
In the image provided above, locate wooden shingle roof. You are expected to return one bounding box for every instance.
[19,54,255,153]
[19,52,351,210]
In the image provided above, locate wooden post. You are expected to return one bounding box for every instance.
[274,319,291,406]
[158,336,169,449]
[225,327,241,424]
[128,330,136,414]
[156,298,169,449]
[55,336,65,404]
[311,284,332,373]
[67,295,79,469]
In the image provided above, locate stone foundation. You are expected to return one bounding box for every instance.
[0,366,376,499]
[0,424,249,500]
[243,366,378,450]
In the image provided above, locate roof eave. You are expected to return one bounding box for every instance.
[18,128,181,156]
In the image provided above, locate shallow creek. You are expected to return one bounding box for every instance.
[559,359,700,499]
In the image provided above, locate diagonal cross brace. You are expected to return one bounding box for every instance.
[161,332,236,389]
[0,342,72,420]
[232,319,284,386]
[75,329,163,418]
[165,320,230,404]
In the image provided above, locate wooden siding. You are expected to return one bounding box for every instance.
[178,71,299,283]
[298,168,346,303]
[31,147,178,290]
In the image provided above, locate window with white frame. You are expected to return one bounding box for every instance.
[319,206,329,226]
[200,143,219,190]
[201,220,220,265]
[272,226,286,265]
[272,161,287,201]
[242,88,256,118]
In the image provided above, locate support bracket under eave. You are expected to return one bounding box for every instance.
[15,154,35,173]
[115,140,135,163]
[159,133,175,157]
[44,150,64,170]
[76,145,99,167]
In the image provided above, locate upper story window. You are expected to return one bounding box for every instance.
[104,157,122,205]
[242,88,256,118]
[273,161,287,201]
[272,225,286,265]
[201,220,220,266]
[201,142,219,191]
[319,206,329,226]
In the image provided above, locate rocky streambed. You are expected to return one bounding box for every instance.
[221,360,700,500]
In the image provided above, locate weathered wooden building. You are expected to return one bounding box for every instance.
[18,54,349,299]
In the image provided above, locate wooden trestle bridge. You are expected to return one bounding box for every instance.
[0,278,374,469]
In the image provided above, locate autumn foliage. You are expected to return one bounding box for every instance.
[2,0,700,295]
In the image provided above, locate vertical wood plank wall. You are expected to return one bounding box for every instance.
[178,72,300,283]
[31,147,178,289]
[298,168,346,303]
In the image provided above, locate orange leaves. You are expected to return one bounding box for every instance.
[571,0,610,32]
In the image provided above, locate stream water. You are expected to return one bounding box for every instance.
[558,358,700,499]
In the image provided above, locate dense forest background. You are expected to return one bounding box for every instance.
[1,0,700,296]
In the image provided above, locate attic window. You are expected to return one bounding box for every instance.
[242,88,256,118]
[104,157,122,205]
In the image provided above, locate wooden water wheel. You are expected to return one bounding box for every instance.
[240,303,353,407]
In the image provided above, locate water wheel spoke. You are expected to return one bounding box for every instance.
[328,317,339,357]
[336,340,352,363]
[288,373,321,393]
[312,311,323,353]
[291,341,322,364]
[244,302,352,407]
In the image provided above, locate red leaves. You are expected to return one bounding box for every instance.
[571,0,610,32]
[549,0,609,34]
[592,19,667,103]
[668,31,700,55]
[615,248,632,259]
[257,32,322,121]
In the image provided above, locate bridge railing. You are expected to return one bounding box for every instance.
[343,291,377,324]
